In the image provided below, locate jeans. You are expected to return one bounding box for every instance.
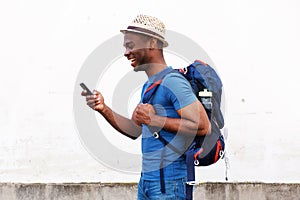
[137,176,187,200]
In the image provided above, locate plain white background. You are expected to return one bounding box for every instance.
[0,0,299,183]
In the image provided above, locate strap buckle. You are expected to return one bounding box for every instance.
[219,150,225,158]
[183,67,188,74]
[153,131,160,139]
[186,181,197,186]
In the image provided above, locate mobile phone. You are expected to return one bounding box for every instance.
[80,83,93,95]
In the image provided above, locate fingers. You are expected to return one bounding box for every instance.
[81,89,104,111]
[86,96,100,108]
[136,104,155,115]
[132,103,156,125]
[81,90,88,96]
[81,89,100,96]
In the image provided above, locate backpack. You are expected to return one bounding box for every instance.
[142,60,226,200]
[178,59,225,166]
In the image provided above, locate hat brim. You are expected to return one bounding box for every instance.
[120,29,168,48]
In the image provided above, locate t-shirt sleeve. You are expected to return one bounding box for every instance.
[162,73,197,110]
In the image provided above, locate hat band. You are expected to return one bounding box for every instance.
[127,26,165,40]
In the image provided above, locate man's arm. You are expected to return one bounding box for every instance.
[133,72,210,136]
[133,100,210,136]
[82,90,142,139]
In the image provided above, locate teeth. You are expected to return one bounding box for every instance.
[129,58,136,61]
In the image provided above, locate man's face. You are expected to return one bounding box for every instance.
[123,32,151,72]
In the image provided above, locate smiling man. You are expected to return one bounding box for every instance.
[81,14,210,200]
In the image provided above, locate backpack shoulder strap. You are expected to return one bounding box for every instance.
[142,67,175,104]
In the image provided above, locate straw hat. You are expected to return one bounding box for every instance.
[120,14,168,47]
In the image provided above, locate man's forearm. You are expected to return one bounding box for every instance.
[133,101,210,136]
[99,105,142,139]
[150,115,209,136]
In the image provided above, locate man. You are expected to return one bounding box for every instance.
[81,14,210,200]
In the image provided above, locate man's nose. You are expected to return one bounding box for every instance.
[124,48,131,57]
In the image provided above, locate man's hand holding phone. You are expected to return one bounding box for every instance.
[80,83,105,112]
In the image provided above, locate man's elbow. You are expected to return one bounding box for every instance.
[196,121,211,136]
[121,131,140,140]
[131,136,139,140]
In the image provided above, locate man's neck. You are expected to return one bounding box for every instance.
[145,62,168,77]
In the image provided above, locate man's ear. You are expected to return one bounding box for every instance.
[149,38,158,49]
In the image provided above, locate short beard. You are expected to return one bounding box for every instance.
[133,63,150,72]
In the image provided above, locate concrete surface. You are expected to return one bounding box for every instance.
[0,182,299,200]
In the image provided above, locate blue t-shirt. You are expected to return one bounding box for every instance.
[140,67,197,180]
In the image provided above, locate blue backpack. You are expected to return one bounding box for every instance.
[142,60,225,200]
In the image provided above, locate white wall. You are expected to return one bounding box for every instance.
[0,0,299,183]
